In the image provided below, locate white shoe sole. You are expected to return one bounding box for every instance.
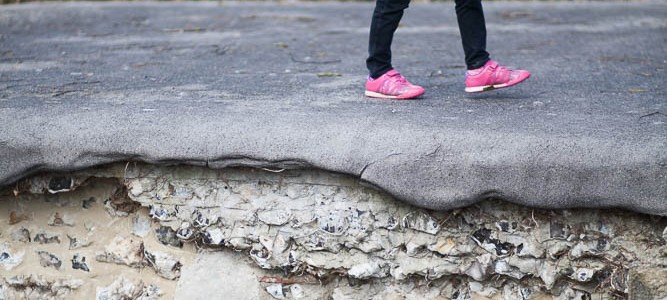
[364,90,399,99]
[465,83,509,93]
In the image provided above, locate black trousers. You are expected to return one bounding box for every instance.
[367,0,490,78]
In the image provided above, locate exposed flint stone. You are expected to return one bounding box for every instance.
[469,282,498,298]
[47,176,73,194]
[191,210,211,228]
[427,238,473,256]
[258,210,292,226]
[95,236,145,268]
[549,221,570,239]
[67,235,92,250]
[464,254,493,281]
[33,232,61,244]
[401,211,440,235]
[569,239,609,259]
[611,268,629,294]
[132,213,152,238]
[405,242,427,257]
[546,241,570,260]
[10,228,31,243]
[348,261,388,279]
[318,210,348,235]
[495,220,517,233]
[0,244,24,271]
[72,254,90,272]
[155,226,182,248]
[37,250,62,270]
[175,222,195,240]
[144,250,182,280]
[95,276,162,300]
[148,205,172,222]
[290,284,305,299]
[265,284,285,299]
[494,260,525,280]
[249,244,272,269]
[5,275,82,298]
[570,267,595,282]
[471,228,513,256]
[202,227,225,246]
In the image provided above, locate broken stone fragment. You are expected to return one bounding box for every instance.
[509,235,544,258]
[149,205,172,221]
[4,275,83,299]
[549,221,570,239]
[48,176,74,193]
[464,253,493,281]
[67,234,92,250]
[569,239,609,259]
[155,226,182,248]
[48,212,75,226]
[469,282,498,298]
[494,259,525,279]
[132,213,152,238]
[317,210,348,235]
[401,211,440,235]
[546,241,570,260]
[249,243,272,269]
[11,227,31,243]
[495,220,518,233]
[96,235,145,268]
[202,227,225,246]
[95,276,162,300]
[72,254,90,272]
[427,238,473,256]
[0,244,24,271]
[289,284,305,299]
[258,209,292,226]
[175,222,195,240]
[570,267,595,282]
[611,268,629,294]
[37,250,62,270]
[471,228,513,256]
[347,261,388,279]
[143,250,182,280]
[34,232,61,244]
[191,210,211,228]
[265,284,285,299]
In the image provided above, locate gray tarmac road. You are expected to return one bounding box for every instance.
[0,1,665,214]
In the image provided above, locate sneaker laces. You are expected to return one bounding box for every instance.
[388,72,409,85]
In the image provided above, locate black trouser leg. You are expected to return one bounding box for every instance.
[366,0,411,79]
[455,0,490,70]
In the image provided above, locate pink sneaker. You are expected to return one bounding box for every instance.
[365,70,425,100]
[465,60,530,93]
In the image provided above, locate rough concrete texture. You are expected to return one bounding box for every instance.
[2,163,666,299]
[0,1,665,215]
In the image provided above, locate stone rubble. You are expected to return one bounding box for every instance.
[95,276,162,300]
[1,275,83,300]
[1,162,666,299]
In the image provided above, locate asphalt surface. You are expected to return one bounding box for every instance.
[0,1,665,215]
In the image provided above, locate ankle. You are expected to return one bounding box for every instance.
[467,67,483,76]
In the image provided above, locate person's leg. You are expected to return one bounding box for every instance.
[366,0,411,79]
[455,0,489,70]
